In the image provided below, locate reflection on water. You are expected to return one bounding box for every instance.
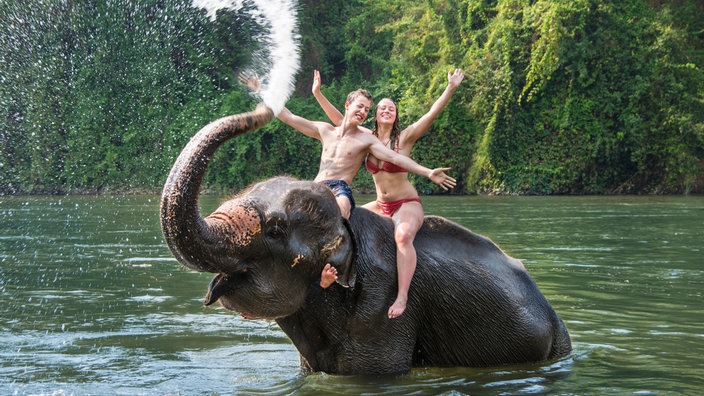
[1,194,702,394]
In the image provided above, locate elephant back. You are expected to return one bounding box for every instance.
[413,215,571,365]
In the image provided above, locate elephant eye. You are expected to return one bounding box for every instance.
[264,214,288,241]
[265,224,287,240]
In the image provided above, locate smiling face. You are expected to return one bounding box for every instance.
[344,89,372,126]
[375,98,398,126]
[373,98,401,148]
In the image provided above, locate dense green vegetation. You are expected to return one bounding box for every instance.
[1,0,702,195]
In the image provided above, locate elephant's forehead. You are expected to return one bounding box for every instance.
[250,177,298,193]
[249,178,322,198]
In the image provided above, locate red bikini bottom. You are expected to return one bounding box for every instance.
[376,198,422,217]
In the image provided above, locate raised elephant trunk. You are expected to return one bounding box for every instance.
[160,103,274,272]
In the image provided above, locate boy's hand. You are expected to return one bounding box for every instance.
[238,71,261,92]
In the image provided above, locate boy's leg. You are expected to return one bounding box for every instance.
[320,180,356,219]
[336,195,352,219]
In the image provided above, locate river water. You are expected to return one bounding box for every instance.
[1,194,702,395]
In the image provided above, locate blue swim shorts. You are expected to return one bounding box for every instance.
[319,180,356,208]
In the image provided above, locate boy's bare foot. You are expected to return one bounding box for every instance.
[387,297,407,319]
[320,263,338,288]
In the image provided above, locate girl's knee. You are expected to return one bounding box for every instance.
[394,224,416,245]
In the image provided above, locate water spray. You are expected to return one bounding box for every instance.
[192,0,301,115]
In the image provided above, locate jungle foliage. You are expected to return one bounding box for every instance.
[1,0,702,195]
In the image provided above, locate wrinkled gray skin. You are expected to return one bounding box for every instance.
[160,104,572,375]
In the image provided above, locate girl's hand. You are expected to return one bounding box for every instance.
[447,68,464,89]
[312,69,322,95]
[429,168,456,191]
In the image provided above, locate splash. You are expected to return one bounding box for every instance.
[192,0,300,115]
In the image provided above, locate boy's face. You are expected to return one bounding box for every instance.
[345,97,371,125]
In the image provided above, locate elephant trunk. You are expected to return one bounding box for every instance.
[160,103,274,272]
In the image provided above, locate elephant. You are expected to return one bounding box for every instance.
[160,103,572,375]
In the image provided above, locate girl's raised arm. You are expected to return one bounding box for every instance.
[312,69,344,126]
[403,68,464,143]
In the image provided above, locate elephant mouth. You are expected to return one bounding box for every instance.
[204,272,237,306]
[203,271,283,320]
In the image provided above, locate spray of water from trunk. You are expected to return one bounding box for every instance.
[192,0,300,115]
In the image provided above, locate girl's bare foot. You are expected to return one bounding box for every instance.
[320,263,338,288]
[388,297,407,318]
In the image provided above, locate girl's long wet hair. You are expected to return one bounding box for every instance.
[373,98,402,151]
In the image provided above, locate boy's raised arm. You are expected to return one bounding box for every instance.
[277,107,323,140]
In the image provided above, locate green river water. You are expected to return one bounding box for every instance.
[1,194,702,395]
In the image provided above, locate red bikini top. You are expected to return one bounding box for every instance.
[365,155,408,174]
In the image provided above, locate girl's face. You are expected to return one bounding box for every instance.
[375,98,397,126]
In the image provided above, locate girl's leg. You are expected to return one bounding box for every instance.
[361,200,382,214]
[388,201,423,318]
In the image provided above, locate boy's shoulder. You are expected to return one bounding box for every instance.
[315,121,338,135]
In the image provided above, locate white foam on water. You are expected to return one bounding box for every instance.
[192,0,300,115]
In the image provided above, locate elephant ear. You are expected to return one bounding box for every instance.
[329,217,357,288]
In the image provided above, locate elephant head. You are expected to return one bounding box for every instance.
[160,105,355,320]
